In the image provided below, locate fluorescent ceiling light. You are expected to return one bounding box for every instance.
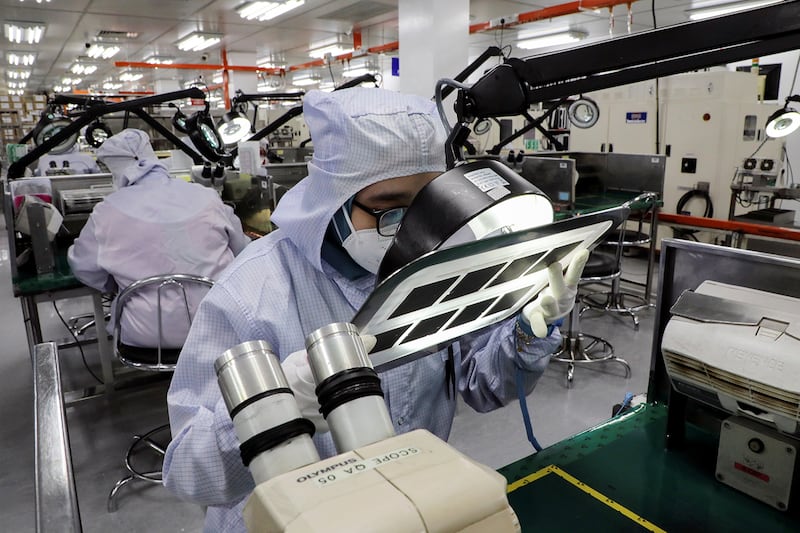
[686,0,783,20]
[8,81,27,89]
[9,89,25,96]
[176,31,222,52]
[238,0,305,21]
[71,63,98,75]
[517,28,587,50]
[342,65,374,78]
[61,77,82,85]
[4,22,46,44]
[86,44,120,59]
[145,55,174,65]
[292,72,320,86]
[212,72,224,84]
[7,70,32,79]
[103,81,123,90]
[120,70,144,82]
[308,37,353,58]
[7,52,37,66]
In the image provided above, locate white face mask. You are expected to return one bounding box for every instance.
[341,228,394,275]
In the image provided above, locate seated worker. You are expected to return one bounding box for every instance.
[67,129,250,349]
[164,88,587,532]
[36,144,102,176]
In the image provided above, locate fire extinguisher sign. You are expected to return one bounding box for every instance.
[625,112,648,124]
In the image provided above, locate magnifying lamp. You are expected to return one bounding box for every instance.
[567,96,600,129]
[218,108,252,145]
[32,110,78,155]
[85,120,113,148]
[765,95,800,138]
[170,104,191,134]
[378,159,555,282]
[186,101,227,162]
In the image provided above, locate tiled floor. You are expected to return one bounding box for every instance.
[0,212,659,532]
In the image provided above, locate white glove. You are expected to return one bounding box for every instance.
[281,334,378,434]
[521,249,590,338]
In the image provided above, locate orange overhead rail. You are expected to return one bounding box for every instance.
[659,213,800,242]
[469,0,638,33]
[115,60,284,76]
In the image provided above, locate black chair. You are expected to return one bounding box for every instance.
[580,192,659,329]
[549,193,658,387]
[107,273,214,512]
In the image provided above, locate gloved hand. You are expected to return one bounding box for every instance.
[281,334,378,434]
[521,249,590,338]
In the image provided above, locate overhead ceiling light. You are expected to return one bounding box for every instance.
[765,95,800,138]
[8,81,27,89]
[176,31,222,52]
[71,63,98,75]
[343,60,378,79]
[292,71,320,86]
[212,71,224,84]
[4,22,45,44]
[9,89,25,96]
[7,52,37,66]
[516,28,588,50]
[103,81,123,90]
[86,43,121,59]
[237,0,305,21]
[686,0,783,20]
[120,70,144,82]
[7,70,32,80]
[308,36,354,59]
[144,55,175,65]
[19,0,52,3]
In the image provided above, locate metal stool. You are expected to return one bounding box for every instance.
[580,192,659,329]
[108,424,170,512]
[551,252,631,387]
[107,273,213,512]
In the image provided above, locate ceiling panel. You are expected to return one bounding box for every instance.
[0,0,747,97]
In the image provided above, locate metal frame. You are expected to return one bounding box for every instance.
[8,88,208,179]
[447,1,800,167]
[113,273,214,371]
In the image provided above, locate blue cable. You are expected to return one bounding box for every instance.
[516,367,543,452]
[613,392,634,417]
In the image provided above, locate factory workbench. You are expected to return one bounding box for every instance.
[500,403,799,532]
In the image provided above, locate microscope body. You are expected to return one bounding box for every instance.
[245,429,520,533]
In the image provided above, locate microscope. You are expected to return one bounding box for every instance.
[216,323,521,533]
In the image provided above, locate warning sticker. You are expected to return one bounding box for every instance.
[464,168,510,192]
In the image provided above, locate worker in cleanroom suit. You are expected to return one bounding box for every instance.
[163,88,587,532]
[67,129,250,349]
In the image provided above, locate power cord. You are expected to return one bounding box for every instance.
[52,301,104,385]
[613,392,634,417]
[515,367,543,452]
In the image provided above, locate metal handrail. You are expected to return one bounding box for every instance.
[34,342,82,533]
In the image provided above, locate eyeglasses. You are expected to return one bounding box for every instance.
[352,199,406,237]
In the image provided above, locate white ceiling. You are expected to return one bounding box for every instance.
[0,0,763,96]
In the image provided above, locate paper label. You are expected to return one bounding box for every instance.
[463,168,510,192]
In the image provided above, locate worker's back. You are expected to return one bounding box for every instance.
[68,160,249,348]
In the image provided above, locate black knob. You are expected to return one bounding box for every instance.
[748,438,765,454]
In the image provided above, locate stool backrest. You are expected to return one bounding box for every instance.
[113,273,214,371]
[622,192,659,246]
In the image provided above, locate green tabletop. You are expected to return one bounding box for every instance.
[555,191,662,220]
[499,404,799,532]
[12,250,82,297]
